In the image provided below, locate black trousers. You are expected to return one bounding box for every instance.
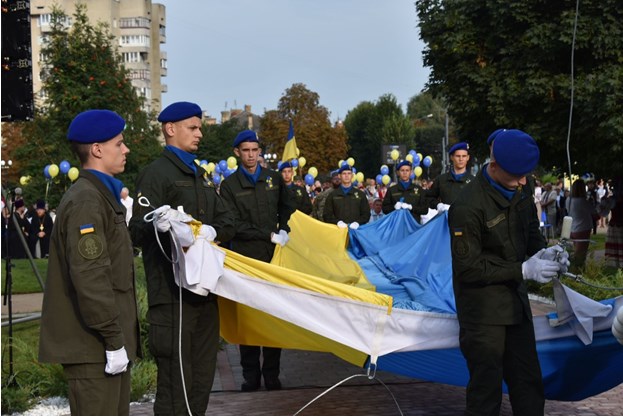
[239,345,282,384]
[459,319,545,416]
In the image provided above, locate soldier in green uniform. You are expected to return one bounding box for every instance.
[39,110,141,415]
[279,161,312,215]
[323,165,370,228]
[448,129,569,415]
[219,129,295,392]
[427,142,475,211]
[312,171,340,221]
[129,102,235,415]
[382,160,429,222]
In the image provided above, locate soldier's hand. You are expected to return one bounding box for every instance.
[105,346,129,375]
[522,249,560,283]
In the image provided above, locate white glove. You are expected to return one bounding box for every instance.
[436,203,451,212]
[271,229,289,246]
[278,229,289,246]
[337,221,348,228]
[349,222,360,230]
[198,225,217,242]
[540,245,570,274]
[105,346,129,375]
[154,205,193,233]
[394,201,402,210]
[522,249,561,283]
[401,203,413,210]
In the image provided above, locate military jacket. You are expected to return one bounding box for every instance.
[287,184,313,215]
[129,149,235,307]
[448,170,546,327]
[382,182,429,222]
[220,166,294,262]
[312,188,333,221]
[323,187,371,225]
[427,171,475,206]
[39,170,140,364]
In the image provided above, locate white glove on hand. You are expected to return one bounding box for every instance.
[436,203,451,212]
[105,346,129,375]
[337,221,348,228]
[349,222,360,230]
[278,229,289,246]
[394,201,402,210]
[522,249,561,283]
[540,245,570,274]
[271,229,289,246]
[198,225,217,242]
[153,205,172,232]
[401,203,413,210]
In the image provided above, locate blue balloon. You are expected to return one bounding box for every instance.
[341,161,350,168]
[352,167,357,174]
[380,165,389,176]
[200,159,208,166]
[218,160,228,173]
[410,172,415,180]
[277,161,283,170]
[413,155,421,166]
[214,164,221,174]
[44,164,51,179]
[224,168,236,178]
[409,149,417,157]
[59,160,71,174]
[291,159,299,168]
[423,156,432,168]
[375,174,383,185]
[212,174,221,185]
[304,173,314,186]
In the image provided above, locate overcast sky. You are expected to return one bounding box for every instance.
[156,0,429,121]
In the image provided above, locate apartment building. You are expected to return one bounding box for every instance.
[29,0,167,114]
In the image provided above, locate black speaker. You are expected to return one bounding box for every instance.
[2,0,34,121]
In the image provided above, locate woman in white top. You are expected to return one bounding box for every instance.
[565,179,595,267]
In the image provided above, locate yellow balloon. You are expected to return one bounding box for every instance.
[406,154,414,163]
[298,156,306,168]
[382,174,391,185]
[227,156,237,169]
[346,157,355,166]
[414,166,423,177]
[201,163,209,173]
[206,162,215,174]
[308,167,318,178]
[338,160,344,168]
[19,176,28,186]
[48,164,59,178]
[417,153,423,162]
[390,149,399,161]
[68,167,79,181]
[356,172,364,183]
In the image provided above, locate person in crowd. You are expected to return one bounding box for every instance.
[448,129,568,415]
[130,102,235,415]
[120,186,133,225]
[323,165,370,228]
[605,177,622,268]
[565,179,596,268]
[219,129,294,392]
[533,178,543,223]
[312,171,340,221]
[586,178,599,234]
[39,109,140,415]
[369,198,385,223]
[364,178,379,205]
[426,142,475,211]
[279,161,312,215]
[382,160,429,222]
[27,199,54,258]
[540,182,558,240]
[2,198,30,259]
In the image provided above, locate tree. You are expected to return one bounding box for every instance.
[197,119,241,164]
[259,83,348,176]
[12,4,162,207]
[416,0,623,177]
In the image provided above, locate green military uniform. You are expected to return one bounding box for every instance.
[220,164,294,389]
[312,187,333,221]
[382,182,429,222]
[39,170,140,416]
[427,171,475,206]
[287,183,313,215]
[129,149,234,415]
[323,186,371,225]
[448,168,546,415]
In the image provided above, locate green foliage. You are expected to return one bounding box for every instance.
[416,0,623,178]
[1,259,48,294]
[12,3,162,207]
[198,120,242,164]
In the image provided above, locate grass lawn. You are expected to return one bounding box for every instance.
[1,258,47,294]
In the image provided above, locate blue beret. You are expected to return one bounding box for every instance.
[279,161,293,171]
[233,130,259,147]
[486,128,507,146]
[330,170,339,177]
[158,101,202,123]
[67,110,126,143]
[338,165,353,173]
[492,129,539,176]
[396,160,411,170]
[449,142,469,155]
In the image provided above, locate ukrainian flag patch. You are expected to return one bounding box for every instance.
[80,224,95,235]
[453,228,463,237]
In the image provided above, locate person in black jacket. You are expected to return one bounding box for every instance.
[130,102,235,415]
[323,165,370,228]
[426,142,475,211]
[382,160,429,222]
[27,199,54,258]
[279,161,312,215]
[220,129,294,392]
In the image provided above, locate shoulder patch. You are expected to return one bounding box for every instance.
[78,234,104,259]
[451,228,469,258]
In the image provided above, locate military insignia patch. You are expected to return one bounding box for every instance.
[453,237,470,258]
[78,234,104,259]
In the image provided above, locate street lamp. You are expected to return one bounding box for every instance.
[264,153,278,168]
[1,159,13,170]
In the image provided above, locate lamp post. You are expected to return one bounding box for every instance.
[441,109,449,174]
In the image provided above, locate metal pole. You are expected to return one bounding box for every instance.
[443,110,449,173]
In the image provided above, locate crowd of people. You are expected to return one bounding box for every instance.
[0,103,619,416]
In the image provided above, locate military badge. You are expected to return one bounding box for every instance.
[78,233,104,259]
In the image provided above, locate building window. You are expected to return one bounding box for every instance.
[119,17,150,29]
[160,58,167,69]
[122,52,142,63]
[38,14,51,26]
[120,35,150,47]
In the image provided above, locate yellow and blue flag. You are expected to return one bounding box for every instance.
[281,120,300,162]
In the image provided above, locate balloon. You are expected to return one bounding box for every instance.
[214,163,221,174]
[200,159,208,166]
[291,158,299,168]
[346,157,355,167]
[227,156,237,169]
[308,167,318,178]
[382,174,391,185]
[19,176,28,185]
[43,164,51,179]
[375,174,383,185]
[390,149,399,161]
[380,165,389,175]
[200,164,209,173]
[406,154,414,163]
[423,156,432,168]
[356,172,364,183]
[277,161,283,170]
[409,149,417,157]
[417,153,423,162]
[60,160,71,174]
[48,164,59,178]
[414,166,423,177]
[206,162,215,174]
[68,167,79,181]
[413,154,421,166]
[218,160,227,173]
[212,174,221,185]
[304,174,314,186]
[341,160,350,168]
[298,156,306,168]
[410,172,415,180]
[224,168,236,178]
[338,160,345,168]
